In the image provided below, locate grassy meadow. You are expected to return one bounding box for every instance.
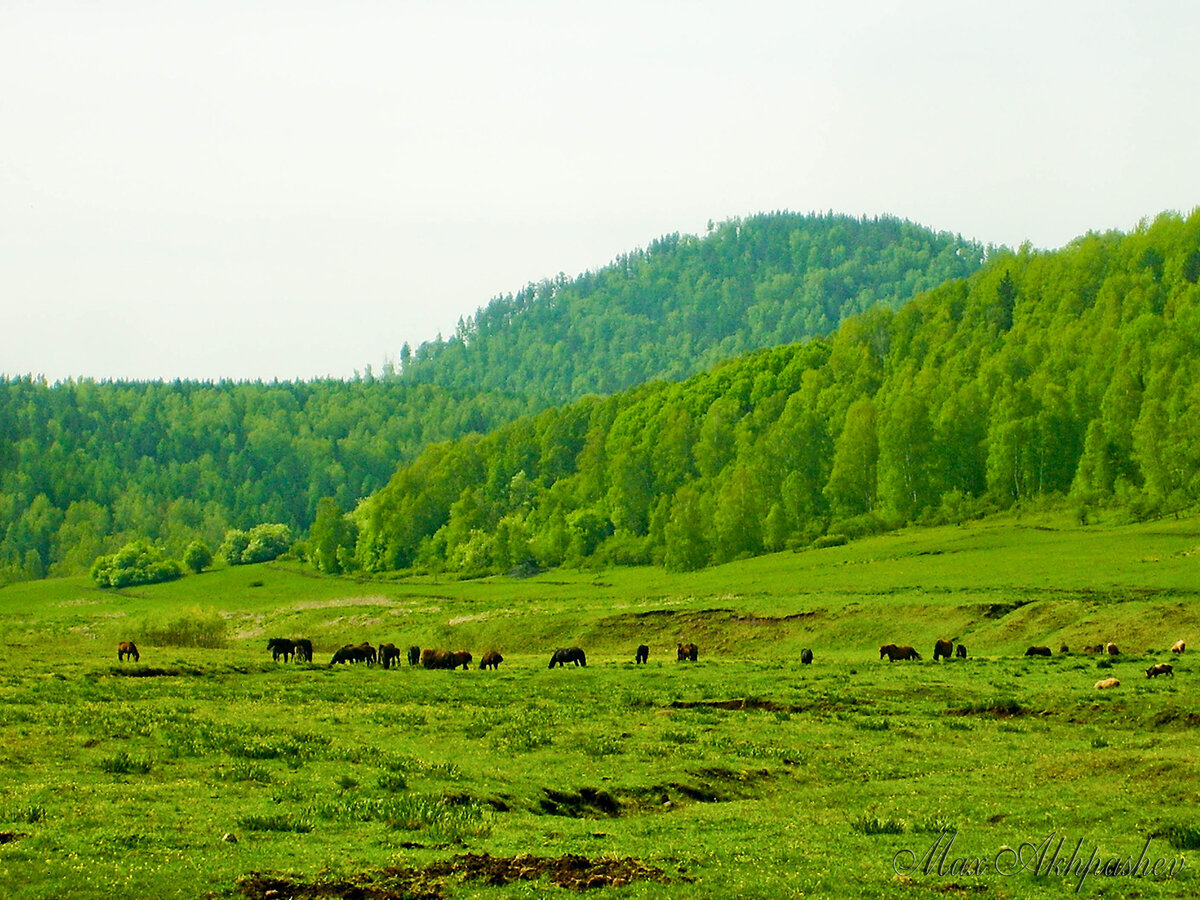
[0,511,1198,898]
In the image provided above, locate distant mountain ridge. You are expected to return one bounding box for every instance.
[398,212,987,400]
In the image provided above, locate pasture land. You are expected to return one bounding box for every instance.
[0,512,1198,898]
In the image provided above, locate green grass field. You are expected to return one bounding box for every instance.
[1,512,1197,898]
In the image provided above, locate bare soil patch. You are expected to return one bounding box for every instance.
[234,852,671,898]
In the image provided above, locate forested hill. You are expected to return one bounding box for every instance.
[0,212,985,585]
[351,210,1200,575]
[397,212,987,400]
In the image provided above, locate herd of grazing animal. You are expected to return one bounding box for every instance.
[112,632,1184,690]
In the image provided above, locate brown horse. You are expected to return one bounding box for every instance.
[293,638,313,662]
[378,643,402,669]
[676,642,698,662]
[880,644,921,661]
[955,644,967,659]
[480,651,503,670]
[267,638,295,662]
[1025,646,1051,657]
[407,645,421,666]
[118,641,139,662]
[635,644,649,664]
[1146,663,1174,679]
[933,639,954,661]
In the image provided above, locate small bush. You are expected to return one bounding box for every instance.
[136,607,227,649]
[237,814,312,833]
[852,815,905,835]
[812,533,849,549]
[1162,824,1200,851]
[100,751,153,775]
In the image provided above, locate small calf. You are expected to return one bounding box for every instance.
[1094,678,1120,690]
[1146,663,1174,679]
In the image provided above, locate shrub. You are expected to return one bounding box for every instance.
[91,542,182,589]
[852,815,905,835]
[136,607,228,649]
[220,524,293,565]
[182,540,213,574]
[812,533,849,549]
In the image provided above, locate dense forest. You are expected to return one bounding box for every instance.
[0,379,535,584]
[400,212,986,400]
[1,213,982,585]
[350,211,1200,575]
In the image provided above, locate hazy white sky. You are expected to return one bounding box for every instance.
[3,0,1198,382]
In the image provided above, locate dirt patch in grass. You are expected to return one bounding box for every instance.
[1148,707,1200,728]
[669,697,809,713]
[538,769,773,817]
[944,700,1028,718]
[235,852,671,898]
[103,666,202,678]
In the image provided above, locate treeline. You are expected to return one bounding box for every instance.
[399,212,987,400]
[0,213,984,585]
[351,211,1200,575]
[0,378,535,584]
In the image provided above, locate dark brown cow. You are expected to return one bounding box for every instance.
[880,644,921,661]
[676,642,698,662]
[1146,663,1174,679]
[1025,646,1052,657]
[635,644,649,664]
[933,639,954,661]
[117,641,139,662]
[480,651,503,670]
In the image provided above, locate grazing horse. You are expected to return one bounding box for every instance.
[407,645,421,666]
[1106,642,1120,656]
[421,649,456,669]
[448,650,473,670]
[293,638,313,662]
[378,643,402,669]
[800,648,813,665]
[1025,646,1052,657]
[480,651,503,670]
[117,641,140,662]
[676,642,699,662]
[549,647,587,668]
[1146,663,1174,679]
[1094,678,1120,690]
[933,639,954,661]
[880,644,921,661]
[267,638,295,663]
[1170,640,1185,654]
[955,644,967,659]
[635,644,649,665]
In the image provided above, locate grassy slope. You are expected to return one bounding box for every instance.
[0,514,1197,899]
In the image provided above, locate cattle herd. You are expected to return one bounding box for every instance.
[113,633,1186,690]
